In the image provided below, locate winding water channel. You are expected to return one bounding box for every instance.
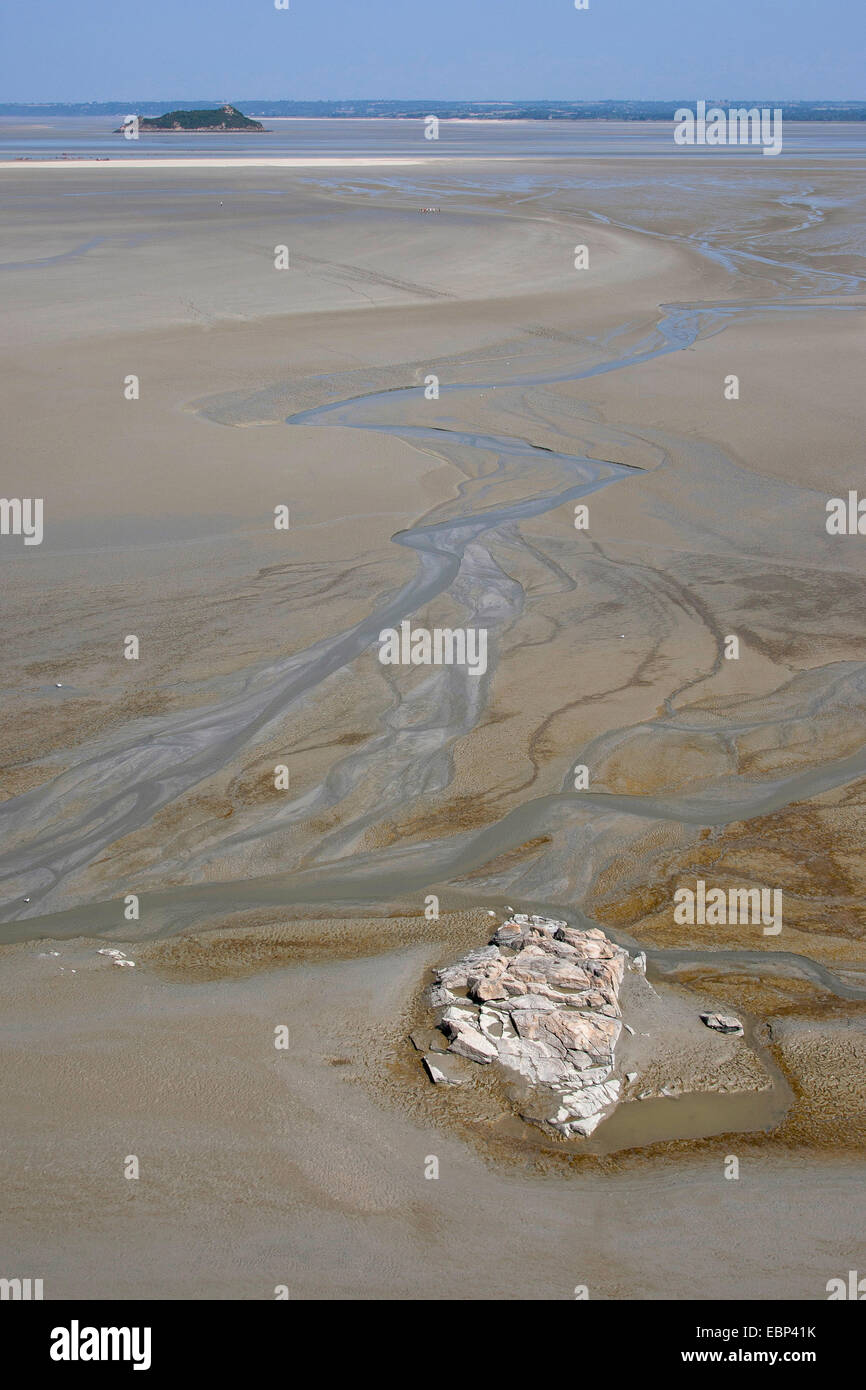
[2,254,865,1034]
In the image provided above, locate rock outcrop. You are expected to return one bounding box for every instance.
[701,1011,744,1037]
[422,913,630,1138]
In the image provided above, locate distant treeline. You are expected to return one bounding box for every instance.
[4,99,866,121]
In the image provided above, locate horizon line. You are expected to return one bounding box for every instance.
[5,96,866,106]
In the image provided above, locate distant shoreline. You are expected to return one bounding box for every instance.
[3,101,866,122]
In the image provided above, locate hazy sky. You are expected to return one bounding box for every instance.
[1,0,861,102]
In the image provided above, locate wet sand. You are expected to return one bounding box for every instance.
[1,156,432,170]
[1,153,866,1297]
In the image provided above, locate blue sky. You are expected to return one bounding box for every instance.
[1,0,861,102]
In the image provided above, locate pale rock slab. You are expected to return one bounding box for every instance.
[701,1011,744,1037]
[423,913,631,1139]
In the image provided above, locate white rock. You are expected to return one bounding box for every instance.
[449,1029,497,1064]
[441,1003,477,1024]
[477,1008,504,1038]
[553,1111,605,1138]
[427,913,632,1137]
[503,993,559,1012]
[440,1011,498,1064]
[701,1011,744,1037]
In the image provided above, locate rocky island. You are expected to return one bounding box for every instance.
[421,913,632,1137]
[116,104,265,132]
[415,911,773,1149]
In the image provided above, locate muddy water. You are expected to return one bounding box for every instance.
[590,1085,788,1154]
[493,1084,791,1157]
[0,441,632,919]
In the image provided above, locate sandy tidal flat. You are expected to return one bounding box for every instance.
[1,151,865,1298]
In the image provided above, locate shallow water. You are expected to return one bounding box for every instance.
[3,116,866,161]
[2,275,865,931]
